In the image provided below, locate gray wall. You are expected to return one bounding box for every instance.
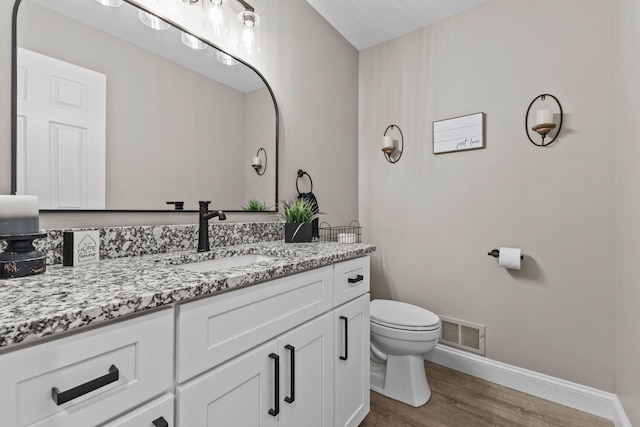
[0,0,359,226]
[359,0,616,393]
[615,0,640,424]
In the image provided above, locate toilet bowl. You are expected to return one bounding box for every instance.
[369,299,441,407]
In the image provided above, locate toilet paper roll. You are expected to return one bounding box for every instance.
[498,247,521,270]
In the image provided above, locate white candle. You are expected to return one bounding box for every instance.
[382,135,394,149]
[536,109,553,125]
[0,195,39,235]
[252,156,261,167]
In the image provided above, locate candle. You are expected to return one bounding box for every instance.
[536,109,553,125]
[252,156,261,167]
[0,195,39,235]
[382,135,394,150]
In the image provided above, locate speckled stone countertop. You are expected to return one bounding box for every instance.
[0,241,375,350]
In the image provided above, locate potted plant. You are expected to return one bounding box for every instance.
[242,199,268,211]
[279,199,318,243]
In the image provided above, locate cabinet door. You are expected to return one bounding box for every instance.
[176,340,279,427]
[334,294,370,427]
[278,313,334,427]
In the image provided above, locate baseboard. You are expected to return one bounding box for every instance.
[425,345,632,427]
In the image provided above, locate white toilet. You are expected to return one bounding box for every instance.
[369,299,441,407]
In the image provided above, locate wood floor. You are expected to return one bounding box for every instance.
[359,362,614,427]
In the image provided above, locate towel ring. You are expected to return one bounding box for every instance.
[296,169,313,194]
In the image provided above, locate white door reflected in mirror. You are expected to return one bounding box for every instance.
[16,48,106,210]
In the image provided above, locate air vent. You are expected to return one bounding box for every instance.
[438,316,485,356]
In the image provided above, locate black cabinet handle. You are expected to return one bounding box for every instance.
[339,316,349,361]
[152,417,169,427]
[284,344,295,404]
[348,274,364,284]
[268,353,280,416]
[51,365,119,406]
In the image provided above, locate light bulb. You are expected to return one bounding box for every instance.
[237,11,260,55]
[203,0,229,36]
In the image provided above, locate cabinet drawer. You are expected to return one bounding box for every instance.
[101,394,174,427]
[176,266,334,382]
[0,309,174,427]
[334,257,370,307]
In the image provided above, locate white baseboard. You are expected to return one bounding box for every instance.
[425,345,631,427]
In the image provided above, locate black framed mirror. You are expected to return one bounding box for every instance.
[11,0,278,212]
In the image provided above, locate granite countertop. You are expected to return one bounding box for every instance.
[0,241,375,350]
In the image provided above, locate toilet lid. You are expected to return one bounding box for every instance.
[370,299,440,329]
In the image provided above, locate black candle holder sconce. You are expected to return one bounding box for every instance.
[252,147,267,176]
[525,94,563,147]
[382,124,404,164]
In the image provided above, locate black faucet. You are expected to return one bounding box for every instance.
[198,201,226,252]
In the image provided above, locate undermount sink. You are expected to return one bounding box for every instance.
[177,254,281,273]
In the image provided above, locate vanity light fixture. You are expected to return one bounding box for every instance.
[181,31,207,49]
[202,0,261,56]
[94,0,123,7]
[217,50,239,65]
[139,10,170,30]
[525,94,563,147]
[251,148,267,175]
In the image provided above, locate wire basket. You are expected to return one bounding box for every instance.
[318,220,362,244]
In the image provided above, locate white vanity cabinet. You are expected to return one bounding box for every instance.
[0,309,174,427]
[176,256,371,427]
[176,313,334,427]
[0,255,371,427]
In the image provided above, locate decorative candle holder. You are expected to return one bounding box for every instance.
[252,147,267,176]
[382,124,404,164]
[0,232,46,279]
[525,94,563,147]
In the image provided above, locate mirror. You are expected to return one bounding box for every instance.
[12,0,278,212]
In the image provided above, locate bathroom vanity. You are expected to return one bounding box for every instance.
[0,241,374,427]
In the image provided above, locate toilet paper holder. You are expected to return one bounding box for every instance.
[488,249,523,260]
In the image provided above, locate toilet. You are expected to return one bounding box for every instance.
[369,299,441,407]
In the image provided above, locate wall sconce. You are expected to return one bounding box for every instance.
[251,147,267,175]
[202,0,261,55]
[381,124,404,164]
[525,94,563,147]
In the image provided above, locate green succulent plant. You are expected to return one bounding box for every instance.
[279,199,319,223]
[242,199,267,211]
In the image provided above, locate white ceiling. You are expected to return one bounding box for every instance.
[305,0,491,51]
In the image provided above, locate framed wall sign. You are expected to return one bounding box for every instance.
[433,112,485,154]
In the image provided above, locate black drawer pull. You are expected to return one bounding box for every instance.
[339,316,349,361]
[348,275,364,284]
[51,365,119,406]
[152,417,169,427]
[284,344,295,404]
[268,353,280,416]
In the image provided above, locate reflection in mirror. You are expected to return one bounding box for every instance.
[12,0,277,211]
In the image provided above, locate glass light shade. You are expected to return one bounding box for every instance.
[156,0,189,14]
[181,32,207,50]
[94,0,123,6]
[216,51,239,66]
[139,11,170,30]
[237,11,260,55]
[203,0,230,36]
